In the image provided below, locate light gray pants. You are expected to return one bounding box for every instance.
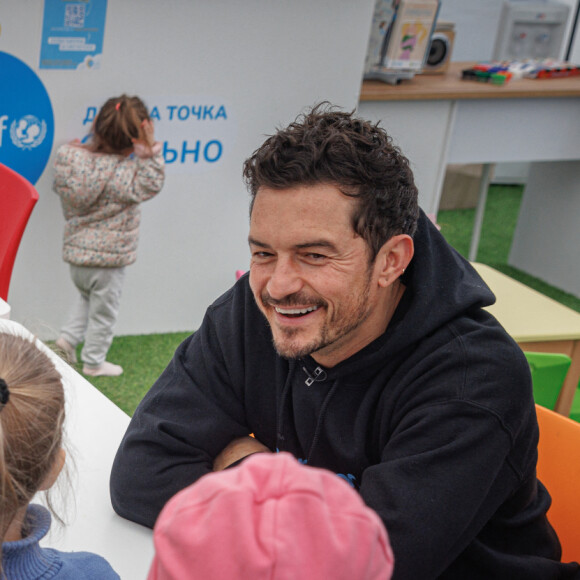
[60,265,126,367]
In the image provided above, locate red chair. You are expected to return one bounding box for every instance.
[0,163,39,301]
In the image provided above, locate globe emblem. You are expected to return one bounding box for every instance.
[10,114,47,150]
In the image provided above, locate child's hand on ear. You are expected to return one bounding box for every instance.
[132,120,161,158]
[140,119,155,147]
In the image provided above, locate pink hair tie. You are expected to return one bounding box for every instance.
[115,102,121,111]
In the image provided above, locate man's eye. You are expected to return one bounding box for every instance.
[306,253,327,261]
[253,251,273,259]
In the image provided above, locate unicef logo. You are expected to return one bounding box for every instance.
[0,51,54,184]
[10,115,48,150]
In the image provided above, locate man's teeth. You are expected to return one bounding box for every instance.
[275,306,319,315]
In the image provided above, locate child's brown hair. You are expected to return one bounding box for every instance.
[91,94,151,154]
[0,333,65,544]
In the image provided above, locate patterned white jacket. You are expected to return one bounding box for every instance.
[53,142,165,268]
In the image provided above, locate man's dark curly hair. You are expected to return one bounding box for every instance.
[243,103,419,260]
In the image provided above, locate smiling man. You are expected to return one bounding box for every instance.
[110,106,579,579]
[248,182,410,366]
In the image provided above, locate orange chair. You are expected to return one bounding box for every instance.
[535,404,580,563]
[0,163,39,301]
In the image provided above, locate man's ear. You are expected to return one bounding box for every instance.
[375,234,414,288]
[38,448,66,491]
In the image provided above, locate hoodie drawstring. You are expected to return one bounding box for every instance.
[276,360,296,447]
[307,378,340,464]
[277,361,340,464]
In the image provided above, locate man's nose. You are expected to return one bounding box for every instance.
[266,257,303,300]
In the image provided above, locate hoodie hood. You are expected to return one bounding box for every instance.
[313,209,496,379]
[391,210,494,347]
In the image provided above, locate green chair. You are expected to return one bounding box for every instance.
[524,351,571,410]
[569,385,580,423]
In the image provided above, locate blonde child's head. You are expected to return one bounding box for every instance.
[92,94,151,154]
[0,333,65,546]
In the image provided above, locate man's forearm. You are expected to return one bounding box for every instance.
[213,436,271,471]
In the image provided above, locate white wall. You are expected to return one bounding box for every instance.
[438,0,504,61]
[2,0,375,338]
[437,0,580,185]
[439,0,579,62]
[568,3,580,60]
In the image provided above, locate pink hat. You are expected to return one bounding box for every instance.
[148,452,394,579]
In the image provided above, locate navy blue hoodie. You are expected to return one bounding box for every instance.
[110,211,580,579]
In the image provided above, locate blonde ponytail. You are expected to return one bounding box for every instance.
[0,333,65,548]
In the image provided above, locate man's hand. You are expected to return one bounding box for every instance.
[213,436,271,471]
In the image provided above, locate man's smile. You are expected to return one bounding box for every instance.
[274,305,320,318]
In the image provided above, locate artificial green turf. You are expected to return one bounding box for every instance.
[437,184,523,264]
[58,183,580,416]
[58,331,192,416]
[438,185,580,314]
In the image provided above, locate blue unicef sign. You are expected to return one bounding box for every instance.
[0,52,54,184]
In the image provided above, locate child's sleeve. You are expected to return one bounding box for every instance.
[120,149,165,204]
[53,144,115,212]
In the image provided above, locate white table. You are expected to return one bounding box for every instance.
[358,62,580,269]
[0,319,154,579]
